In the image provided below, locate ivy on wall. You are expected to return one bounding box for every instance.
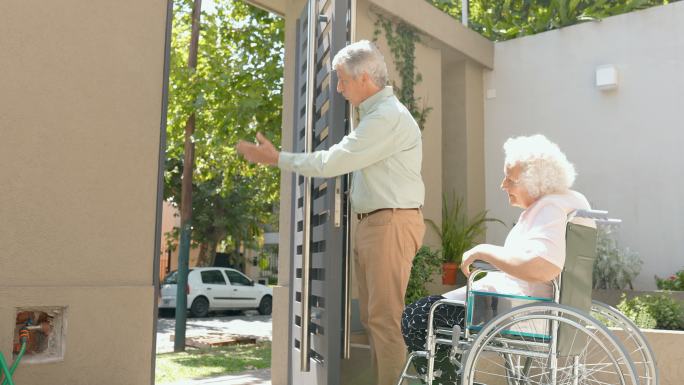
[373,14,432,130]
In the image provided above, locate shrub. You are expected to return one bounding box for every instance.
[655,269,684,291]
[617,294,684,330]
[405,246,442,304]
[593,225,642,290]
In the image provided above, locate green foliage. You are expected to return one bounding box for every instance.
[372,14,432,130]
[406,246,442,304]
[427,193,503,264]
[617,294,684,330]
[258,256,270,271]
[155,341,271,383]
[656,269,684,291]
[428,0,675,41]
[166,0,284,265]
[592,226,642,290]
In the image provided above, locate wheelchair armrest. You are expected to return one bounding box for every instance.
[471,260,498,272]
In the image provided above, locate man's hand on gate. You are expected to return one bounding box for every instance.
[236,132,279,166]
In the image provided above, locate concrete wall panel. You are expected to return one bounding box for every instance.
[484,2,684,289]
[0,0,167,383]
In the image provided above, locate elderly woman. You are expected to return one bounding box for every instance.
[401,134,591,385]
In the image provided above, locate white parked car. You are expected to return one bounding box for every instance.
[159,267,273,317]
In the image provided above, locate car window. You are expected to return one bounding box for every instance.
[162,269,193,284]
[201,270,227,285]
[225,270,251,286]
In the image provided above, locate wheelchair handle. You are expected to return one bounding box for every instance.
[570,209,608,219]
[569,209,622,225]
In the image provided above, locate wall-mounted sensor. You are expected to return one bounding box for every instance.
[596,65,618,90]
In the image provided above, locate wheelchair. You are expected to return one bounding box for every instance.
[397,210,658,385]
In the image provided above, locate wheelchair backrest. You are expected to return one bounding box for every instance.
[558,221,598,355]
[559,221,598,312]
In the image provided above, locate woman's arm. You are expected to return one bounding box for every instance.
[460,244,561,283]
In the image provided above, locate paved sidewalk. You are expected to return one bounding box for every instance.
[156,312,272,353]
[158,368,271,385]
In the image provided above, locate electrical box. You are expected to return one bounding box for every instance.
[14,307,67,363]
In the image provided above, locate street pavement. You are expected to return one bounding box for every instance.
[159,369,271,385]
[156,311,272,385]
[156,310,272,353]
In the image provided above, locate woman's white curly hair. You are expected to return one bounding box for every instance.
[503,134,576,198]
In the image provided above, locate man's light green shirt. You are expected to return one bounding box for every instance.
[278,86,424,214]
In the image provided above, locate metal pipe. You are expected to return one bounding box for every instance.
[461,0,469,26]
[424,299,464,385]
[343,0,357,361]
[396,351,428,385]
[573,355,580,385]
[299,0,317,372]
[464,267,491,340]
[550,277,562,385]
[484,345,549,360]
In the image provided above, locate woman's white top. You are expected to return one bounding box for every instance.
[443,190,592,302]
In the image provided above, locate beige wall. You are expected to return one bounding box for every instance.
[0,0,167,383]
[483,2,684,289]
[641,329,684,385]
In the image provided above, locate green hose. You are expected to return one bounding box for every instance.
[0,353,14,385]
[0,332,28,385]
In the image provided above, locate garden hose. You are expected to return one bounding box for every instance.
[0,327,29,385]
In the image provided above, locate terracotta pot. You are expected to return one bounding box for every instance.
[442,262,459,285]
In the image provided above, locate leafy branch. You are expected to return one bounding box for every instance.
[373,13,432,130]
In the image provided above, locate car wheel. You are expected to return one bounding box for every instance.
[258,296,272,315]
[190,297,210,318]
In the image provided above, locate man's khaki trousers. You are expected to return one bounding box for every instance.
[354,209,425,385]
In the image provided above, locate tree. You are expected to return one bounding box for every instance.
[429,0,678,41]
[166,0,284,267]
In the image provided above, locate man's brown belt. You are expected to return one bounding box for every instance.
[356,208,420,221]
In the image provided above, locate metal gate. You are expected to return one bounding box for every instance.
[289,0,352,384]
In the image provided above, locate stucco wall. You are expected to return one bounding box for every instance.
[483,2,684,289]
[0,0,167,383]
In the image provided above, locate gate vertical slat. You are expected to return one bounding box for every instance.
[290,0,350,384]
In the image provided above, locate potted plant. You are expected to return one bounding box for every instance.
[427,193,502,285]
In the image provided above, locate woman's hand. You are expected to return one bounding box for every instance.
[460,244,488,277]
[460,244,561,282]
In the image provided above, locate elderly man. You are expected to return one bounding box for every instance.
[237,40,425,385]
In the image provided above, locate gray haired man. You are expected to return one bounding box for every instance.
[237,40,425,385]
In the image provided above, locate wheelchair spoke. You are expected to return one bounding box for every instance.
[462,305,639,385]
[591,301,658,385]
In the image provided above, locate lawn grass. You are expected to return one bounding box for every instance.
[155,341,271,384]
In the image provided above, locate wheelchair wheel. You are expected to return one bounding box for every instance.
[461,303,638,385]
[591,300,658,385]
